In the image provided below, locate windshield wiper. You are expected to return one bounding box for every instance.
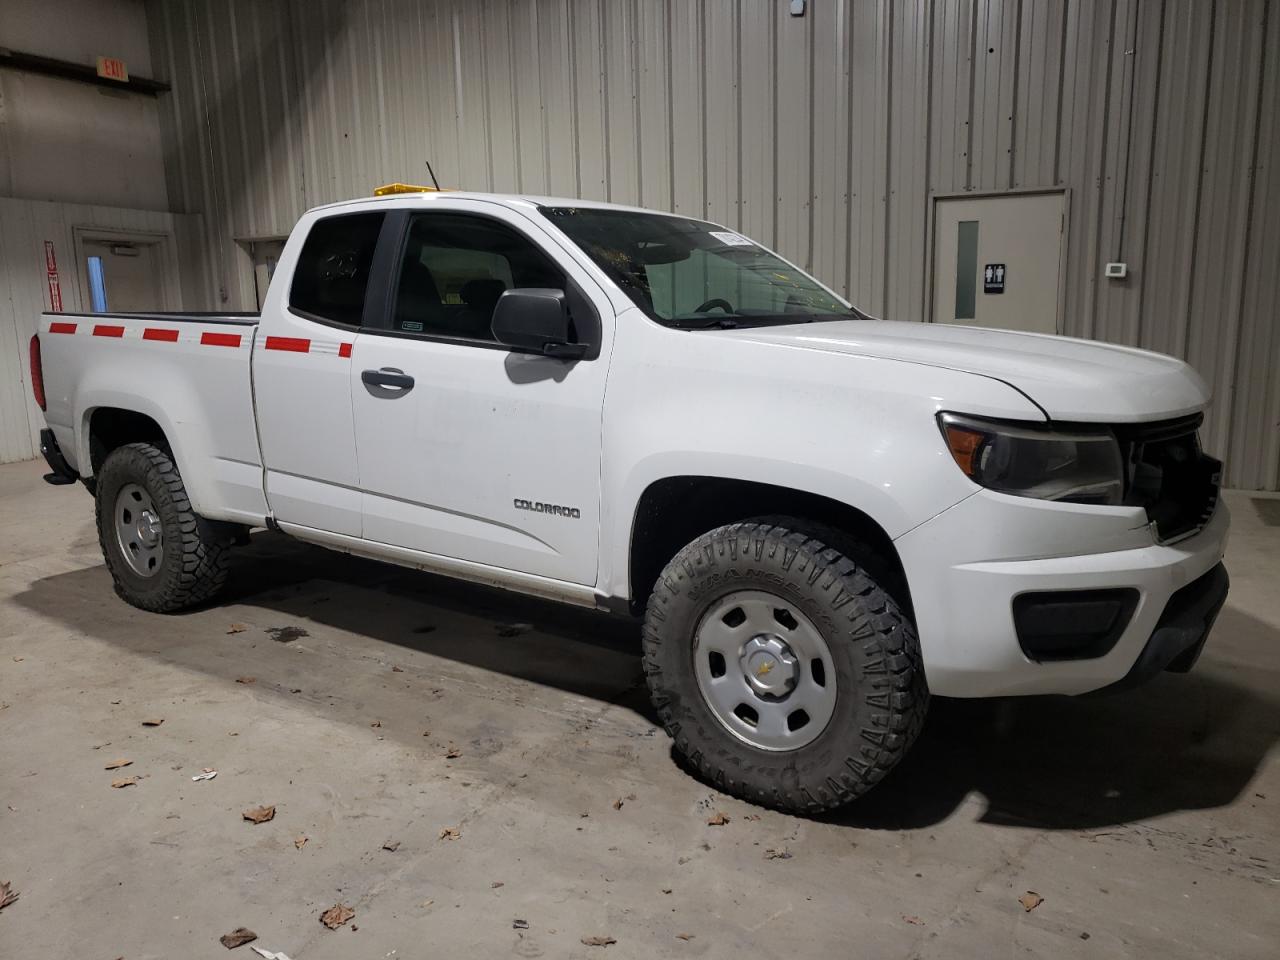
[666,316,743,330]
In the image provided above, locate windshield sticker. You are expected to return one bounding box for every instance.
[709,230,754,247]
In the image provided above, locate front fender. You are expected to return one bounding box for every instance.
[597,313,1045,599]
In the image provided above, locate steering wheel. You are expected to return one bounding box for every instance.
[694,297,734,314]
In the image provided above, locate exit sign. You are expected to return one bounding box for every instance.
[96,56,129,82]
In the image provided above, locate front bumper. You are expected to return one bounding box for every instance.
[1092,561,1228,694]
[895,490,1230,697]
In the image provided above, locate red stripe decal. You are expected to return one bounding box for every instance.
[200,331,242,348]
[93,324,125,338]
[339,342,353,358]
[49,321,77,334]
[265,336,311,353]
[143,328,180,342]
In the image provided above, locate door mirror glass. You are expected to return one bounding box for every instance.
[491,288,586,358]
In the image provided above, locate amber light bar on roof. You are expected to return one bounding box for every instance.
[373,182,447,196]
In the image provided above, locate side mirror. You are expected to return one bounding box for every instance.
[491,288,587,359]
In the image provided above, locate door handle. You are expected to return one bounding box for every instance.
[361,367,415,391]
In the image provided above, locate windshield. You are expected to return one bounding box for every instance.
[539,206,858,329]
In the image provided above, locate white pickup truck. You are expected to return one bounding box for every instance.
[30,189,1229,813]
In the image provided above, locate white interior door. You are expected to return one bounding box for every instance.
[933,193,1065,334]
[82,239,164,313]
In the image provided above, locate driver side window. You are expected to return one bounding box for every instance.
[392,213,564,342]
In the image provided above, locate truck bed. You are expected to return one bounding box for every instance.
[38,311,269,526]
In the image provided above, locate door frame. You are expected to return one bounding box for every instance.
[925,186,1070,334]
[72,226,179,313]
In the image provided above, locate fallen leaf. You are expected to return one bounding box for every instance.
[421,899,435,908]
[294,835,308,850]
[902,915,925,925]
[242,804,276,824]
[512,919,529,930]
[392,666,404,673]
[111,776,139,788]
[142,718,165,726]
[676,933,694,941]
[490,881,504,889]
[421,730,431,737]
[744,813,762,821]
[319,903,355,929]
[219,927,258,948]
[382,839,400,852]
[612,798,624,810]
[191,769,218,782]
[110,699,122,705]
[227,624,248,634]
[581,935,616,947]
[235,676,256,685]
[1019,892,1044,912]
[103,758,133,770]
[444,745,462,759]
[439,826,460,841]
[763,847,792,860]
[661,888,672,895]
[11,656,22,662]
[370,720,382,728]
[0,881,18,910]
[707,811,730,826]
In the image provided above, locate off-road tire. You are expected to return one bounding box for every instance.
[95,442,230,612]
[642,518,928,814]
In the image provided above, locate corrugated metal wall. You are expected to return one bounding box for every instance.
[147,0,1280,489]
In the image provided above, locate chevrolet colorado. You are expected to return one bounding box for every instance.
[29,189,1229,813]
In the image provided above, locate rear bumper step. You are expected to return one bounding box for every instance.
[39,428,78,486]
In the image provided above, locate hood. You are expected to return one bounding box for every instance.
[717,320,1208,422]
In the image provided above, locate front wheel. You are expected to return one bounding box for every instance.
[642,519,928,814]
[95,442,230,612]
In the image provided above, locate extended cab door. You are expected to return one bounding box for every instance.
[349,201,611,585]
[254,210,390,536]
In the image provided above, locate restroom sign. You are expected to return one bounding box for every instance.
[984,263,1006,294]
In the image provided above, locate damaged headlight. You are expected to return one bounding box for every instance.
[938,413,1124,506]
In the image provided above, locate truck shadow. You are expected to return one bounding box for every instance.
[824,610,1279,831]
[15,530,1278,832]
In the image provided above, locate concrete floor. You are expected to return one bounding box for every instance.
[1,458,1277,960]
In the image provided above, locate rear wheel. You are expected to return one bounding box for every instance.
[642,518,928,814]
[95,442,230,612]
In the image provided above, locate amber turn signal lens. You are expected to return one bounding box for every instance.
[943,423,986,477]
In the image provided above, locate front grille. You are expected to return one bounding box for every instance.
[1114,414,1220,543]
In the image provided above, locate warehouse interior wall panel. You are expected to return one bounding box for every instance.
[0,0,170,211]
[144,0,1280,489]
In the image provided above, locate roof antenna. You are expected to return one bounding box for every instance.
[425,161,441,191]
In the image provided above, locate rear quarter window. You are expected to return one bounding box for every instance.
[289,212,385,327]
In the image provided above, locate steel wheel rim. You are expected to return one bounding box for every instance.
[114,483,164,578]
[692,590,837,752]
